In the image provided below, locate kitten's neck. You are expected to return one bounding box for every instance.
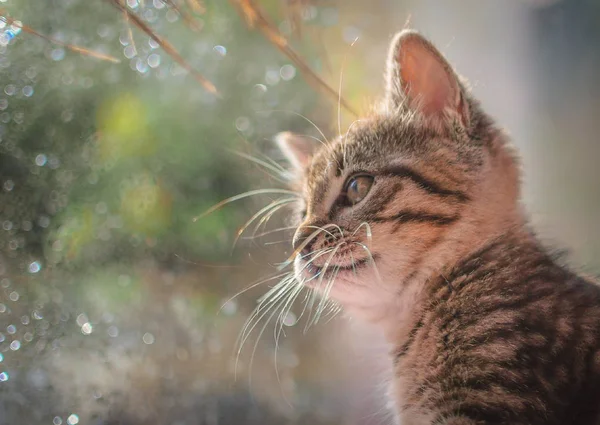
[372,194,530,342]
[378,221,536,344]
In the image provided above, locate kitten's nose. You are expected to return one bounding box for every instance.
[292,227,314,256]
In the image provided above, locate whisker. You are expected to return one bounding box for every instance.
[232,198,297,253]
[236,276,297,372]
[256,109,330,146]
[236,247,333,377]
[230,150,288,183]
[323,301,343,324]
[312,264,340,327]
[245,281,299,387]
[271,279,304,408]
[305,242,344,330]
[354,241,381,283]
[250,199,297,241]
[218,271,290,314]
[193,188,299,222]
[338,37,360,167]
[278,223,344,269]
[242,225,296,239]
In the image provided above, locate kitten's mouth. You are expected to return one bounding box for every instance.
[297,255,377,284]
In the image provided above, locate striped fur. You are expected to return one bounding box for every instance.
[274,30,600,424]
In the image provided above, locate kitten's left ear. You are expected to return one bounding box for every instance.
[385,30,469,127]
[274,131,317,172]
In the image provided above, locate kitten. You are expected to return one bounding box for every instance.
[273,30,600,424]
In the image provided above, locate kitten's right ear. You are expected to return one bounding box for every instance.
[384,30,469,127]
[274,131,316,172]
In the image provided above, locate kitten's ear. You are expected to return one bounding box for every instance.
[274,131,317,172]
[385,30,469,126]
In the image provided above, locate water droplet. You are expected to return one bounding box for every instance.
[53,417,63,425]
[213,45,226,57]
[234,117,250,132]
[165,9,178,22]
[35,154,47,166]
[252,84,267,95]
[107,325,119,337]
[50,48,66,61]
[280,64,296,81]
[67,414,79,425]
[6,325,15,334]
[4,84,15,96]
[76,313,89,327]
[0,333,4,342]
[221,299,238,316]
[21,315,30,325]
[81,322,93,335]
[10,340,21,350]
[126,0,138,8]
[33,310,43,320]
[28,261,41,274]
[133,58,147,73]
[8,291,18,301]
[148,38,159,49]
[265,69,280,86]
[22,221,32,231]
[147,53,161,68]
[153,0,165,9]
[0,353,3,362]
[142,332,155,344]
[0,304,5,313]
[343,26,361,44]
[283,311,297,326]
[0,98,7,110]
[124,45,136,59]
[22,85,33,97]
[2,220,12,230]
[3,179,14,191]
[23,332,33,342]
[0,372,9,382]
[38,216,50,228]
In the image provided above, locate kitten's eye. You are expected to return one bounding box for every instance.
[343,175,374,205]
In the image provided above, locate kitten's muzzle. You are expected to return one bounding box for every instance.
[293,225,342,257]
[292,227,311,255]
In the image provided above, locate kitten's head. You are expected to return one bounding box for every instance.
[276,30,522,321]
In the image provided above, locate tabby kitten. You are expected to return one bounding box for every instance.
[273,30,600,424]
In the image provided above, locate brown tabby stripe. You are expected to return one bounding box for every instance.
[373,210,459,228]
[379,165,469,202]
[394,233,600,425]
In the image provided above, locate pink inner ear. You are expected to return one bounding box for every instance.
[398,42,454,116]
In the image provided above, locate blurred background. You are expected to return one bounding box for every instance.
[0,0,598,424]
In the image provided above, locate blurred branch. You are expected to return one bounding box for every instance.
[0,12,121,63]
[230,0,358,117]
[163,0,204,33]
[122,8,138,56]
[106,0,220,96]
[186,0,206,15]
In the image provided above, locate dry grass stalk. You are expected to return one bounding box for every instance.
[186,0,206,14]
[106,0,219,96]
[122,8,138,56]
[163,0,204,32]
[0,11,121,63]
[230,0,358,117]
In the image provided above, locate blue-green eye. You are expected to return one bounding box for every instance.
[343,175,374,205]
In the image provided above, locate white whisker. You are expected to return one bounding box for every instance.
[193,188,299,222]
